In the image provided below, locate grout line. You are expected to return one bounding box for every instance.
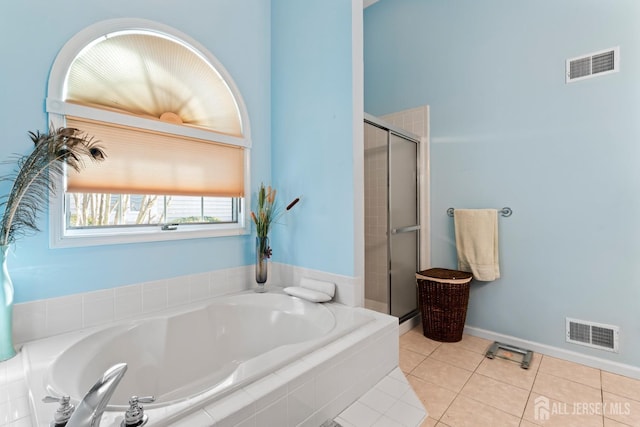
[520,359,537,424]
[526,354,544,422]
[403,335,640,426]
[460,349,529,422]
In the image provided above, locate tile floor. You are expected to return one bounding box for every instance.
[400,326,640,427]
[334,367,427,427]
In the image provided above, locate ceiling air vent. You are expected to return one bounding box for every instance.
[566,47,619,83]
[566,317,619,352]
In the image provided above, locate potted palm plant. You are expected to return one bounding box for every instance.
[0,126,105,360]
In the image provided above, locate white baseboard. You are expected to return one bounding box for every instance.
[464,325,640,380]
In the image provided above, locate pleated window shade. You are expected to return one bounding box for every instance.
[65,32,243,137]
[66,116,244,197]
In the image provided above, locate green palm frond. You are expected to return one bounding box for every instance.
[0,126,106,246]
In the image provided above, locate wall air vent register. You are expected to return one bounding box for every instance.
[566,47,619,83]
[566,317,619,352]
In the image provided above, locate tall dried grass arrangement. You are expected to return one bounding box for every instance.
[250,183,300,238]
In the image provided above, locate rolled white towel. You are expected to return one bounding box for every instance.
[300,277,335,298]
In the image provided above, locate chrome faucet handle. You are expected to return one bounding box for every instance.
[43,395,75,426]
[121,395,155,427]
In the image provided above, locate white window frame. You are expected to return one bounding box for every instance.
[46,18,251,248]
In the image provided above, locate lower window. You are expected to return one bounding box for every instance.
[66,194,240,229]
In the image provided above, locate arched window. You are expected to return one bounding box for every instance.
[46,19,251,247]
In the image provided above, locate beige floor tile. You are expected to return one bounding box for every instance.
[522,392,604,427]
[460,373,530,417]
[539,355,601,389]
[476,352,540,391]
[604,417,635,426]
[602,371,640,403]
[411,357,474,393]
[398,326,640,426]
[443,333,493,355]
[603,392,640,426]
[401,348,427,374]
[533,372,602,405]
[441,394,520,427]
[430,344,485,372]
[420,416,438,426]
[400,330,442,356]
[407,374,457,420]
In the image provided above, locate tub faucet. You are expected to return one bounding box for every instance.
[66,363,128,427]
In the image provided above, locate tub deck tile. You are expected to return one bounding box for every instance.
[334,367,428,427]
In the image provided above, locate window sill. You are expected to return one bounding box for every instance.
[50,223,249,248]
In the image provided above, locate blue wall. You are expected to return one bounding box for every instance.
[1,1,359,303]
[0,1,272,302]
[271,0,356,277]
[364,0,640,366]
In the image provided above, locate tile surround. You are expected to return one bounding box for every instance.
[11,262,361,346]
[1,273,401,427]
[0,355,30,426]
[6,316,640,426]
[335,368,427,427]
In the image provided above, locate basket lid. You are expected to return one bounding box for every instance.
[416,268,473,283]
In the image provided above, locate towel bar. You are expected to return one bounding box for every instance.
[447,207,512,217]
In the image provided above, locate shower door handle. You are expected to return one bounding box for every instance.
[391,225,420,235]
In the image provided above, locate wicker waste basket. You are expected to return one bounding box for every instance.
[415,268,474,342]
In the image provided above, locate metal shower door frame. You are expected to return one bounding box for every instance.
[364,115,421,322]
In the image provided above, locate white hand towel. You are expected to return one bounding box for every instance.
[454,209,500,281]
[300,277,335,298]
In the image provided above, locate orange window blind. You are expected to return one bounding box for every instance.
[65,116,244,197]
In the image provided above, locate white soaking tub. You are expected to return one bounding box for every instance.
[23,289,399,426]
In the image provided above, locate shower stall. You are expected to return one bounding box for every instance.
[364,114,421,322]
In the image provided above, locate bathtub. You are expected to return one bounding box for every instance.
[23,289,398,426]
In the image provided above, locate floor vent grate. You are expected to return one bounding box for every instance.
[566,317,619,352]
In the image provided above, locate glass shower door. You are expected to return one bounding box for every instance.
[389,132,419,320]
